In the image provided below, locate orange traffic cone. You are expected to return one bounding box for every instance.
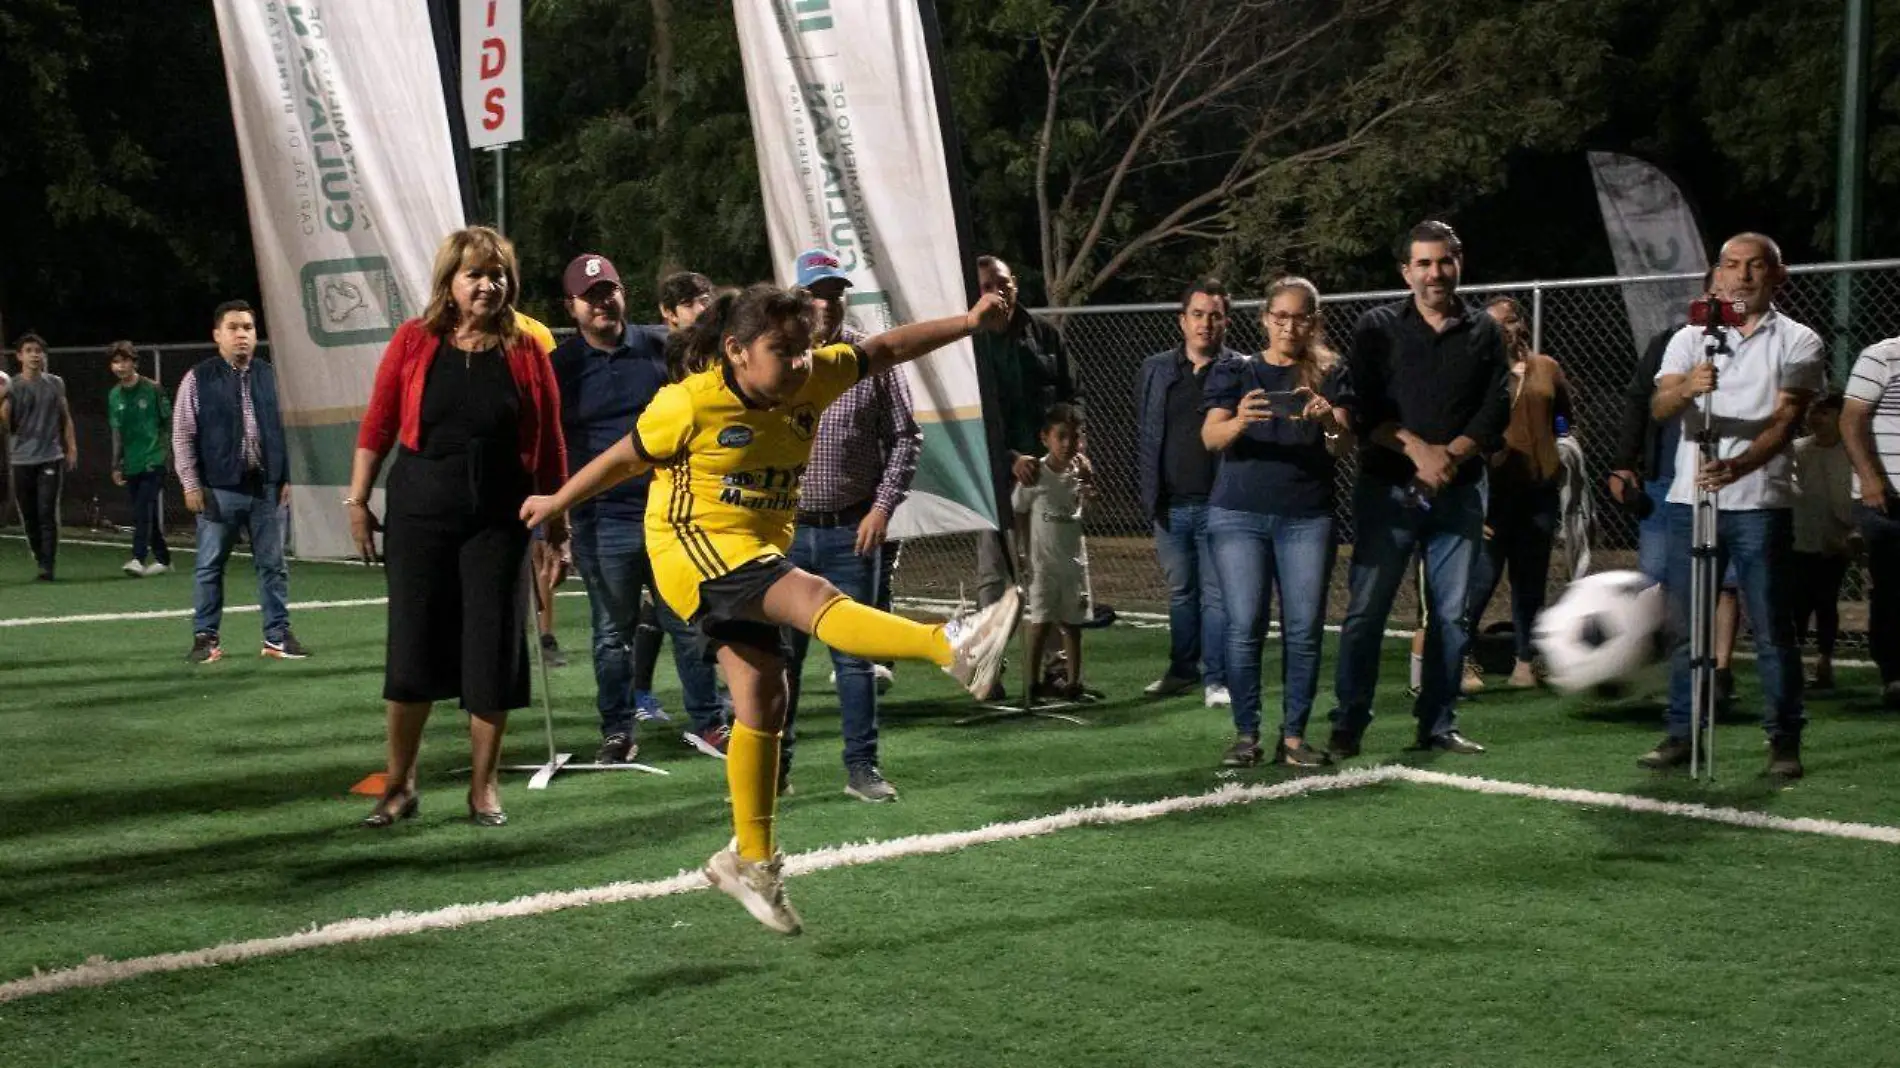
[350,772,390,797]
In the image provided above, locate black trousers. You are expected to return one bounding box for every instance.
[1790,550,1850,657]
[12,462,62,576]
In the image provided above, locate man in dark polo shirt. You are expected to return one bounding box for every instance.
[549,253,723,765]
[1329,220,1511,756]
[970,256,1081,617]
[1135,279,1245,706]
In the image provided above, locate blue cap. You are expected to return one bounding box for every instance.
[793,248,852,288]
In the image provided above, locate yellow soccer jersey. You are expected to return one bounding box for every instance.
[633,342,868,618]
[515,311,557,356]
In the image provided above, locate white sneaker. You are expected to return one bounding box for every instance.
[831,664,896,695]
[141,561,171,576]
[943,588,1019,698]
[1204,684,1232,708]
[1144,674,1199,697]
[122,559,146,576]
[704,841,803,935]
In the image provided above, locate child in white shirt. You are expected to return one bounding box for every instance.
[1792,393,1858,689]
[1012,404,1091,700]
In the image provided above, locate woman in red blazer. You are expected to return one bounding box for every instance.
[345,226,567,828]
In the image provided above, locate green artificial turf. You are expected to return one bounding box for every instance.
[2,539,1897,1067]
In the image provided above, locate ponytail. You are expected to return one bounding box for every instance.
[665,283,816,382]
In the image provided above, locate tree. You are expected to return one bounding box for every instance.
[509,0,768,322]
[945,0,1621,306]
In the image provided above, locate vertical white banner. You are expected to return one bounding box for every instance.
[1588,151,1709,348]
[212,0,466,558]
[461,0,523,149]
[733,0,995,538]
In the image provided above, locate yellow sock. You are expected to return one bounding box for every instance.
[727,721,781,862]
[812,594,952,667]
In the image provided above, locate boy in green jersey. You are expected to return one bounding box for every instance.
[107,341,173,576]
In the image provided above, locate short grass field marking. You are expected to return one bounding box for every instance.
[6,764,1900,1005]
[0,591,591,628]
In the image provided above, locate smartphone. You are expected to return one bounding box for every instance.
[1261,390,1308,419]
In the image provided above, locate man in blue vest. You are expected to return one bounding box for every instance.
[172,300,306,663]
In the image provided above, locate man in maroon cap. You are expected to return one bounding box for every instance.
[548,253,726,764]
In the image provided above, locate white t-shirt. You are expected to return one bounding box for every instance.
[1657,310,1826,509]
[1012,458,1085,583]
[1791,436,1855,555]
[1843,336,1900,497]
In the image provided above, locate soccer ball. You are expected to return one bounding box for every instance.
[1532,570,1666,695]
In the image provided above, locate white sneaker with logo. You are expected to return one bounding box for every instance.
[943,588,1019,699]
[704,841,803,935]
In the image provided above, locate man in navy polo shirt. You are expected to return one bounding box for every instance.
[550,253,723,765]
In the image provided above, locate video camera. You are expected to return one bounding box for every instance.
[1687,296,1745,329]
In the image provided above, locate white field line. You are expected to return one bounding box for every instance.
[0,591,590,628]
[0,769,1389,1005]
[0,588,1876,671]
[6,764,1900,1005]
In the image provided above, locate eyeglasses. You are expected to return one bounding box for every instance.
[1265,312,1315,327]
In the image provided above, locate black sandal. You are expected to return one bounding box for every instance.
[360,789,419,828]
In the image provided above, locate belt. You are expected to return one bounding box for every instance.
[797,500,874,528]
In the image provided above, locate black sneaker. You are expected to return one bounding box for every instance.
[540,632,568,668]
[596,733,636,765]
[1326,728,1363,760]
[1275,738,1332,767]
[844,765,898,803]
[683,724,731,758]
[187,632,223,664]
[1766,735,1804,779]
[1638,735,1693,770]
[261,631,310,660]
[1220,733,1265,767]
[1414,730,1486,755]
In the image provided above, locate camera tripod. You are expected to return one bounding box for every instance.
[1686,328,1729,781]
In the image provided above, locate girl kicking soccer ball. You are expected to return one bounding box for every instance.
[521,283,1018,934]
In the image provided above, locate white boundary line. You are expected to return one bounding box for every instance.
[0,591,591,628]
[4,765,1898,1005]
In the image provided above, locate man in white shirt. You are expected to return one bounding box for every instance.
[1641,233,1824,778]
[1842,335,1900,706]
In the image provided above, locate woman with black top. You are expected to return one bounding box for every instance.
[1201,277,1354,768]
[345,227,567,827]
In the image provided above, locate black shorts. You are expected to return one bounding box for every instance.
[687,554,796,663]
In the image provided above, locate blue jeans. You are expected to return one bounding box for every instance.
[126,470,171,565]
[1467,482,1558,662]
[1153,503,1226,686]
[192,483,289,641]
[1858,499,1900,684]
[1333,477,1485,740]
[784,522,882,770]
[570,513,721,739]
[1637,477,1673,583]
[1208,508,1335,739]
[1662,505,1803,740]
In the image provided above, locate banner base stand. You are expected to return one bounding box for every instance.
[953,701,1089,727]
[458,758,673,790]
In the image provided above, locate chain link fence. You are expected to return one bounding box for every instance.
[887,260,1900,647]
[10,262,1896,646]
